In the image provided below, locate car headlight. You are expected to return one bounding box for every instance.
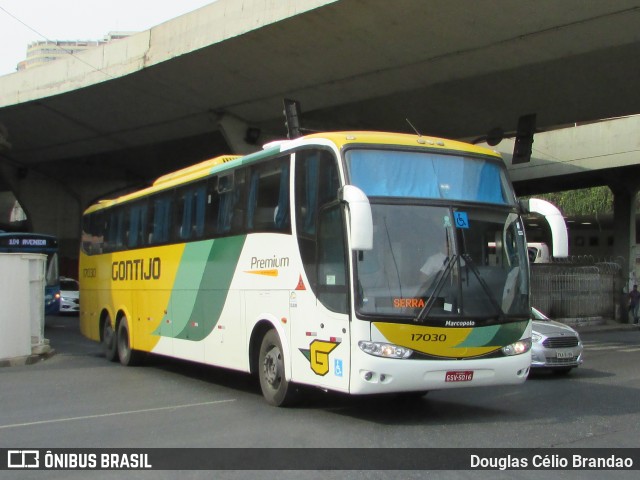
[358,341,413,359]
[531,332,543,343]
[502,338,532,356]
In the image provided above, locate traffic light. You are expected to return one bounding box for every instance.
[512,114,536,164]
[283,98,302,139]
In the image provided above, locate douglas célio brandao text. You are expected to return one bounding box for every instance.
[470,453,634,470]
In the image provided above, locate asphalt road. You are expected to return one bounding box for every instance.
[1,315,639,480]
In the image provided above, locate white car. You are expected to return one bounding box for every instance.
[530,307,584,374]
[59,277,79,314]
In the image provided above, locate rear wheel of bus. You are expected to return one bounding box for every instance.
[117,316,143,366]
[102,313,118,362]
[258,329,299,407]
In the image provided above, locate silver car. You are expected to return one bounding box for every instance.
[530,307,584,374]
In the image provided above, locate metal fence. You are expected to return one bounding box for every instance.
[530,258,623,319]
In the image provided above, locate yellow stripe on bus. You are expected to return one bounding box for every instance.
[244,269,279,277]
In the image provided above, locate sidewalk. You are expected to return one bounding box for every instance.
[561,316,640,334]
[0,349,56,367]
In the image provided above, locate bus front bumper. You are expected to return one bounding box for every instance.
[349,349,531,395]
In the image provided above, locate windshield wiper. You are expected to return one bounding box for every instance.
[414,255,457,323]
[414,254,506,323]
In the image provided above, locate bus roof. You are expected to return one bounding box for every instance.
[83,131,502,215]
[302,131,501,157]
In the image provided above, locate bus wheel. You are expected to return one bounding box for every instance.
[117,316,143,366]
[258,330,298,407]
[102,314,118,362]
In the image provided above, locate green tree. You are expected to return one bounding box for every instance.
[531,187,613,216]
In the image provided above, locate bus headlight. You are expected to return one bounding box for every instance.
[502,338,532,356]
[358,341,413,359]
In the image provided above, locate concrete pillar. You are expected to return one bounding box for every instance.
[0,161,81,275]
[610,181,640,322]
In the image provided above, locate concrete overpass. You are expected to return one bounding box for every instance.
[1,0,640,275]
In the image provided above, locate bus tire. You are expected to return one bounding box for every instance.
[102,314,118,362]
[117,316,143,366]
[258,329,298,407]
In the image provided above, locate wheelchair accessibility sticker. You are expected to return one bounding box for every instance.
[334,359,343,377]
[454,212,469,229]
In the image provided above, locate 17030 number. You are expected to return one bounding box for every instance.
[411,333,447,342]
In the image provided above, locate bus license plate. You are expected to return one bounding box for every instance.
[445,371,473,382]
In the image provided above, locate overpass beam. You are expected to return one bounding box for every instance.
[218,115,265,155]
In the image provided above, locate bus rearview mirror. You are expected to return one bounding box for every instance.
[340,185,373,251]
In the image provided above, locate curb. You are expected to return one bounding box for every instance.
[0,349,56,368]
[576,324,640,334]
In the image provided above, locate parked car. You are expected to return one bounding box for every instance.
[530,307,583,374]
[59,277,79,314]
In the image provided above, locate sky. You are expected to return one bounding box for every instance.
[0,0,217,76]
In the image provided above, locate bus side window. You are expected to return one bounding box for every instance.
[317,203,348,314]
[150,192,174,245]
[104,207,125,252]
[128,201,149,249]
[295,149,340,236]
[295,148,341,295]
[217,169,247,235]
[247,157,291,232]
[193,184,206,239]
[176,182,207,241]
[217,173,235,234]
[205,176,220,237]
[82,212,105,255]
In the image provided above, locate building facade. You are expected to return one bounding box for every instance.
[17,32,135,71]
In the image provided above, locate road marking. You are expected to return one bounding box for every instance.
[0,399,235,430]
[583,342,640,352]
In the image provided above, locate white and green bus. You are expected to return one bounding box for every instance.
[80,131,532,406]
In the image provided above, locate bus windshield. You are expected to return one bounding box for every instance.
[346,148,515,206]
[346,149,529,323]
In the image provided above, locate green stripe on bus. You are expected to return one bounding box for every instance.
[175,236,246,341]
[458,321,528,347]
[153,236,246,341]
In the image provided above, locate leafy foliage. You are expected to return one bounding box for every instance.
[531,187,613,216]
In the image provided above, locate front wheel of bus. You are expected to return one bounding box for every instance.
[102,314,117,362]
[117,316,143,366]
[258,330,298,407]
